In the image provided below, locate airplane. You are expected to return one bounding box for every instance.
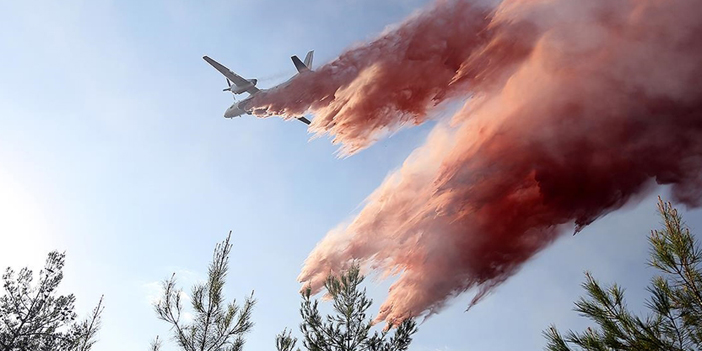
[203,51,314,125]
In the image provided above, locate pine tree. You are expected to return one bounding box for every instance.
[276,264,418,351]
[0,251,104,351]
[152,231,255,351]
[544,197,702,351]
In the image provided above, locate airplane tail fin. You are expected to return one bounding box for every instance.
[292,50,314,73]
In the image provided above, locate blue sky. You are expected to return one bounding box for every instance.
[1,1,701,350]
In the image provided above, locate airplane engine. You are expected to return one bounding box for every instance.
[231,79,258,94]
[232,85,251,94]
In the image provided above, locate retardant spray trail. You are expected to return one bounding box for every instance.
[250,0,509,155]
[253,0,702,323]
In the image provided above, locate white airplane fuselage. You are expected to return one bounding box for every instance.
[222,77,298,118]
[224,96,253,118]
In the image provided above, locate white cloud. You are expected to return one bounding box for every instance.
[143,268,203,309]
[143,281,165,306]
[143,278,194,324]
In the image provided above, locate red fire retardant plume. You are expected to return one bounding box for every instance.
[254,0,702,324]
[249,0,502,155]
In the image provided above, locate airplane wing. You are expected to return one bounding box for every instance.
[297,117,311,125]
[203,56,260,94]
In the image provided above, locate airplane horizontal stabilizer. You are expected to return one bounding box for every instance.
[292,55,309,73]
[304,50,314,69]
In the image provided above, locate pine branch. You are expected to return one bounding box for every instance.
[544,198,702,351]
[152,231,255,351]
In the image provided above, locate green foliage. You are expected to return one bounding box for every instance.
[0,251,104,351]
[276,264,418,351]
[544,198,702,351]
[153,231,255,351]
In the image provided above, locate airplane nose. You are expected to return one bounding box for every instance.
[224,103,243,118]
[224,106,234,118]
